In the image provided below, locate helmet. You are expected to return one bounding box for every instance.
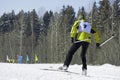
[77,14,84,20]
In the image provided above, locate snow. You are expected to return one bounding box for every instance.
[0,63,120,80]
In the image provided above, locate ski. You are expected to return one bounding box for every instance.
[40,68,79,74]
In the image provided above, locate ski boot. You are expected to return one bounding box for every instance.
[82,68,87,76]
[58,65,68,71]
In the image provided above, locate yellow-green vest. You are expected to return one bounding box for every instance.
[70,19,100,43]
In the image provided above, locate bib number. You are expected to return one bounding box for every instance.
[78,22,91,33]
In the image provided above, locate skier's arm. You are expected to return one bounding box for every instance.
[70,20,79,43]
[91,27,100,47]
[70,20,79,38]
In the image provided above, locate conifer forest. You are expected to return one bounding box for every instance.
[0,0,120,65]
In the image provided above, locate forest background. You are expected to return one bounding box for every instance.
[0,0,120,65]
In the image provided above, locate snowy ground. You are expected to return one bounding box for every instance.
[0,63,120,80]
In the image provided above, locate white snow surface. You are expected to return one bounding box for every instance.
[0,63,120,80]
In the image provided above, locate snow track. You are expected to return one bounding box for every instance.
[0,63,120,80]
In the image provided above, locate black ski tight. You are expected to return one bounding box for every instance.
[64,41,89,69]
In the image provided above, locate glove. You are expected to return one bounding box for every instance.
[71,37,74,43]
[90,29,96,34]
[96,43,100,48]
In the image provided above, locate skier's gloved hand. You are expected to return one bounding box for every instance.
[71,37,74,43]
[112,33,115,36]
[96,43,100,49]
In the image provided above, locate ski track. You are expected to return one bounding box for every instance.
[0,63,120,80]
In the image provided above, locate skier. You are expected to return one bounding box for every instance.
[58,14,100,75]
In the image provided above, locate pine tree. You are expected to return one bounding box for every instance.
[0,13,10,33]
[43,11,53,35]
[60,5,75,63]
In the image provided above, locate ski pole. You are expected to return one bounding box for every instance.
[100,34,115,47]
